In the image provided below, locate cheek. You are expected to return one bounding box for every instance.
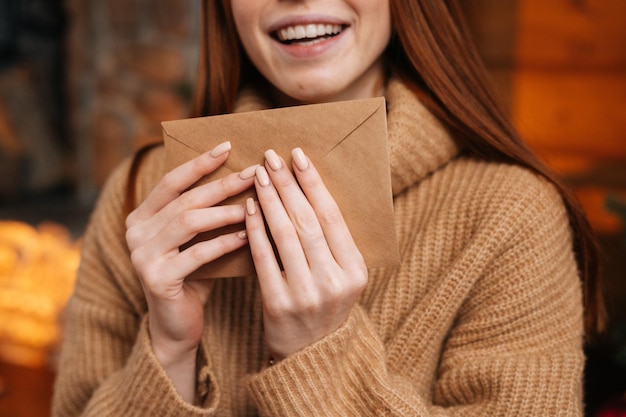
[230,9,274,76]
[359,1,391,51]
[375,4,392,44]
[230,3,257,51]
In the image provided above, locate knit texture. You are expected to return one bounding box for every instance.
[52,78,585,416]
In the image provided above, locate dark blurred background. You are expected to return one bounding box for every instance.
[0,0,624,416]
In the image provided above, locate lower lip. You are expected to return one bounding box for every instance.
[273,29,347,59]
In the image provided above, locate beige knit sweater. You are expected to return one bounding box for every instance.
[52,78,585,416]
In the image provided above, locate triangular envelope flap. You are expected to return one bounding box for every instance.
[162,97,385,171]
[317,106,397,268]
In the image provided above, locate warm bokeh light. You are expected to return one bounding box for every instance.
[0,221,80,367]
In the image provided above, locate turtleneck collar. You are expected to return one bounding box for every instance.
[233,76,460,196]
[384,77,459,195]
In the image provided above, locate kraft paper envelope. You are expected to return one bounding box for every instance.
[162,97,400,279]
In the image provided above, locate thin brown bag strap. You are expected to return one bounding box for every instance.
[123,143,161,217]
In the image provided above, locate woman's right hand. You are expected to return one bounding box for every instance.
[124,141,256,402]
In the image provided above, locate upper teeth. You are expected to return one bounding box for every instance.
[277,24,342,42]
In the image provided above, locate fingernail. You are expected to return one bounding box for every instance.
[264,149,282,171]
[237,230,248,239]
[239,164,258,180]
[246,198,256,215]
[292,148,309,171]
[209,141,231,157]
[255,166,271,187]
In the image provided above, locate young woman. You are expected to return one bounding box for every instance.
[53,0,604,415]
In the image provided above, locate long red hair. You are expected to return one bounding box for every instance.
[185,0,605,335]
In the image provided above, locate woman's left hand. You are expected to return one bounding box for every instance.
[245,148,368,361]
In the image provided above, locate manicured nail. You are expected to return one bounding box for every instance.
[239,164,258,180]
[255,166,271,187]
[292,148,309,171]
[246,198,256,215]
[209,141,231,157]
[264,149,282,171]
[237,230,248,239]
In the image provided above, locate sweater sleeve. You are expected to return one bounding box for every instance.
[245,170,585,416]
[51,157,221,416]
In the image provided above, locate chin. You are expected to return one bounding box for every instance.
[292,92,338,104]
[279,84,350,105]
[267,72,348,104]
[270,89,331,106]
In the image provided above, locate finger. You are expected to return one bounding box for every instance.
[128,141,232,226]
[244,198,285,297]
[141,205,246,260]
[162,230,249,282]
[264,149,335,269]
[254,165,310,276]
[291,148,363,268]
[180,163,257,208]
[127,165,257,248]
[156,164,256,227]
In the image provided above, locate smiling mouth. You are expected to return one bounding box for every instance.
[274,23,345,45]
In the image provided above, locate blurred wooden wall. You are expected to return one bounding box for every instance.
[514,0,626,234]
[464,0,626,329]
[514,1,626,329]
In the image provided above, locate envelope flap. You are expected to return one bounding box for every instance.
[162,97,386,171]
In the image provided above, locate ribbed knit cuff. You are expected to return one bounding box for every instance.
[84,316,218,416]
[245,306,389,416]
